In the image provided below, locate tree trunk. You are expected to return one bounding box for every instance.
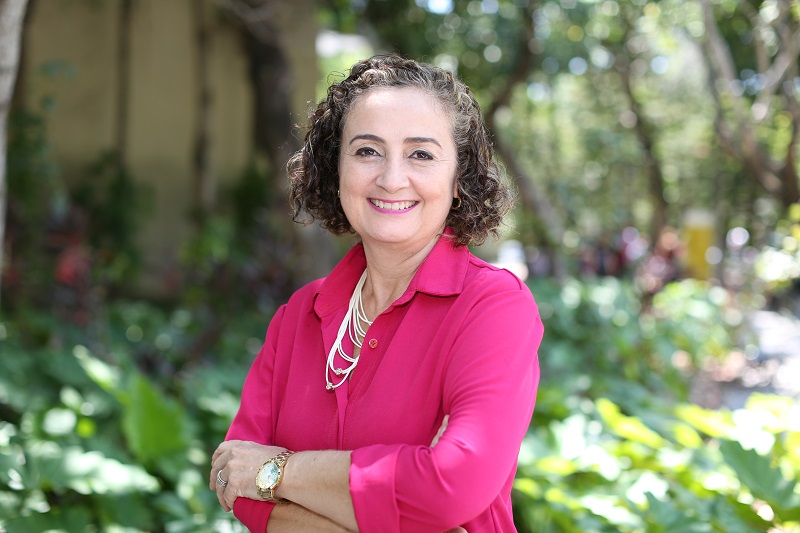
[191,0,215,226]
[116,0,133,166]
[0,0,29,307]
[244,26,297,182]
[220,0,339,284]
[484,1,567,278]
[218,0,296,180]
[698,0,800,210]
[614,49,668,246]
[779,76,800,207]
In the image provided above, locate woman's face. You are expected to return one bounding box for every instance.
[338,87,459,253]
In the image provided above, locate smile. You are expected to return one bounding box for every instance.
[369,199,418,211]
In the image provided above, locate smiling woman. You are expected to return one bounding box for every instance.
[338,87,458,252]
[210,55,544,533]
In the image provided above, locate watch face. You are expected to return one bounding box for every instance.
[258,462,281,489]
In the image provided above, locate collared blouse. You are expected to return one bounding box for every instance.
[227,232,543,532]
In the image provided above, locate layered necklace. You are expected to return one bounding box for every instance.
[325,269,373,390]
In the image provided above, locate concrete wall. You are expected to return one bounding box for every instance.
[21,0,319,295]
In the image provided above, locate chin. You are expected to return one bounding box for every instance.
[361,227,414,243]
[369,228,442,248]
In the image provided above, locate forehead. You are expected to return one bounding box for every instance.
[342,87,454,137]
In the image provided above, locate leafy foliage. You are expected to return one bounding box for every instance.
[2,1,798,531]
[0,302,258,531]
[513,277,800,533]
[1,276,798,531]
[755,203,800,302]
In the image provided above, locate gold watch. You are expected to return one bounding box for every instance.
[255,450,294,502]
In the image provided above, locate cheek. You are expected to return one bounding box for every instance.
[337,172,361,215]
[447,166,459,198]
[337,162,355,193]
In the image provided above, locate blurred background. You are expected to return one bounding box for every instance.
[1,0,799,531]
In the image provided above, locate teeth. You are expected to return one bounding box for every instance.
[370,199,417,211]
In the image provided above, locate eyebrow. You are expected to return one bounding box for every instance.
[348,133,442,148]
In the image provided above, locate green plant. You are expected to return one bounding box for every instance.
[3,99,65,312]
[514,277,798,533]
[1,276,797,532]
[755,203,800,304]
[0,301,265,531]
[70,151,143,288]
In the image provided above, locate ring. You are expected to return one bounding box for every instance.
[216,470,228,488]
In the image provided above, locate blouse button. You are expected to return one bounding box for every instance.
[368,338,378,349]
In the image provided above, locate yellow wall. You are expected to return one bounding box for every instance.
[22,0,318,294]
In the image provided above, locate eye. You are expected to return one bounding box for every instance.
[354,147,379,157]
[411,150,433,160]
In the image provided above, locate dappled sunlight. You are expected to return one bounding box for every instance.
[518,270,800,531]
[0,0,798,530]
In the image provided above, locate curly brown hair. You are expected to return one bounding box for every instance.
[288,54,513,246]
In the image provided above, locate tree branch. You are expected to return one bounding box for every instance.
[484,3,566,271]
[216,0,280,45]
[0,0,30,307]
[614,43,667,245]
[191,0,216,225]
[698,0,784,195]
[780,79,800,206]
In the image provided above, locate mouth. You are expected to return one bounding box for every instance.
[369,199,418,211]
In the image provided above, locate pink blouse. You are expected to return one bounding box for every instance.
[226,233,543,532]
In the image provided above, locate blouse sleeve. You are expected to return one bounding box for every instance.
[226,304,287,533]
[349,286,543,533]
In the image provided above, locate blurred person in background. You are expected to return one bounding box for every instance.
[210,55,543,533]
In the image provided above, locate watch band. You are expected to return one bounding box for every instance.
[256,450,295,502]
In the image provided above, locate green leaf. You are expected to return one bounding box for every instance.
[73,344,121,393]
[596,398,667,449]
[708,496,767,533]
[95,492,156,530]
[788,202,800,223]
[121,374,191,465]
[24,442,159,494]
[674,404,733,438]
[719,439,800,519]
[4,506,92,533]
[642,493,713,532]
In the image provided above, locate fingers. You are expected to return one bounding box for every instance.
[211,439,240,464]
[209,447,230,490]
[210,451,233,512]
[214,467,232,512]
[209,440,287,512]
[210,444,233,511]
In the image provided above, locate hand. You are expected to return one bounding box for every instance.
[444,528,467,533]
[209,440,288,512]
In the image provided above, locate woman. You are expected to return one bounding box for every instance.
[210,55,543,533]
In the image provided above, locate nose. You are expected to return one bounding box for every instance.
[375,155,409,193]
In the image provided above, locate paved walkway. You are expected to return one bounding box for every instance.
[713,309,800,410]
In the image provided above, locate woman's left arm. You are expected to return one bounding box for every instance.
[347,287,543,532]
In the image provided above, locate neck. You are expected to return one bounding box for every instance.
[359,232,442,319]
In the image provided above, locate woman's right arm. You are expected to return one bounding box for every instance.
[271,504,461,533]
[218,301,360,532]
[216,305,284,530]
[222,304,361,532]
[269,503,356,532]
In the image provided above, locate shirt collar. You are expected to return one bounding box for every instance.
[313,229,469,318]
